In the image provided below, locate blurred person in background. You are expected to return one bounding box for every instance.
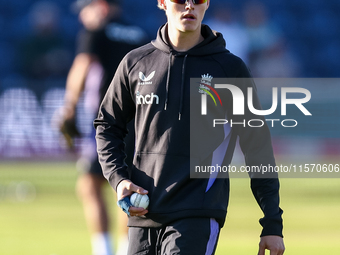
[249,41,301,77]
[206,3,250,64]
[243,0,301,77]
[19,1,71,80]
[58,0,149,254]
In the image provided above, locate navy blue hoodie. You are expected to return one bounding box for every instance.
[94,24,283,237]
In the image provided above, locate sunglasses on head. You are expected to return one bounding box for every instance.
[169,0,207,4]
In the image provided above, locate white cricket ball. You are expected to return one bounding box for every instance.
[130,193,149,209]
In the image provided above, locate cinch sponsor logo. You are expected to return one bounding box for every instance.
[138,71,155,85]
[136,91,159,105]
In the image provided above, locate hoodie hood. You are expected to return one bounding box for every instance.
[151,23,229,56]
[151,23,230,119]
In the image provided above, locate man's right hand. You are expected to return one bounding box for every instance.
[58,105,80,148]
[117,180,149,217]
[52,105,80,149]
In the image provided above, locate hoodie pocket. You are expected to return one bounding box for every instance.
[131,152,206,213]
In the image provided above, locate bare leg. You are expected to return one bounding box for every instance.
[76,173,113,255]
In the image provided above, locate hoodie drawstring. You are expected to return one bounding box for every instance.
[164,53,172,111]
[164,53,188,121]
[178,54,188,120]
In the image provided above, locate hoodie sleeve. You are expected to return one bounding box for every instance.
[232,60,284,237]
[94,56,135,191]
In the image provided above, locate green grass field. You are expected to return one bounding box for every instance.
[0,161,339,255]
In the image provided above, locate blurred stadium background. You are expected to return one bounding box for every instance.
[0,0,339,254]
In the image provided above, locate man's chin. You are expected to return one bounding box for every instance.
[179,24,200,33]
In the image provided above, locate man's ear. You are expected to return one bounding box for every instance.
[158,0,166,10]
[206,0,210,10]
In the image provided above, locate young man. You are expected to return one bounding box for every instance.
[94,0,285,254]
[59,0,148,254]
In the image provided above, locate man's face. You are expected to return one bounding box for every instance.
[79,1,108,30]
[164,0,210,34]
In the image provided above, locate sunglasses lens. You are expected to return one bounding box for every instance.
[170,0,207,4]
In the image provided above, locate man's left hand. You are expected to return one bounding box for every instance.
[258,235,285,255]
